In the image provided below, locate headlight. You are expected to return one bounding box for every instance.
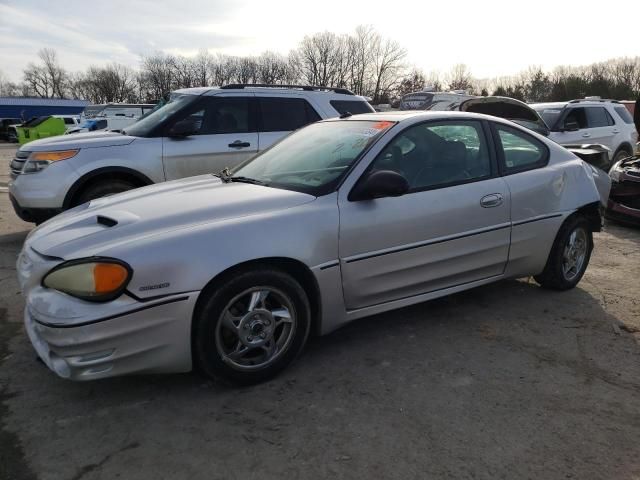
[23,149,79,174]
[42,258,131,302]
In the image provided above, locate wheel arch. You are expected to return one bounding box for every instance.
[192,257,323,342]
[614,142,633,157]
[63,167,154,208]
[575,201,603,232]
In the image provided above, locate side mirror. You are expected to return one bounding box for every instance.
[349,170,410,201]
[562,121,580,132]
[168,119,198,138]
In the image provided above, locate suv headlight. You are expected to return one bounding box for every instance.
[42,258,132,302]
[23,149,79,174]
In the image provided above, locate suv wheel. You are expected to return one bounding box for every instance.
[74,179,137,206]
[612,147,632,169]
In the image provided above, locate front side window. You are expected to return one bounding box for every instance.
[167,97,251,135]
[233,120,394,195]
[124,94,199,137]
[564,107,588,129]
[496,125,548,173]
[259,97,320,132]
[586,107,614,127]
[369,121,491,191]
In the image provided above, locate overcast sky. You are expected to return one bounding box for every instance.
[1,0,639,82]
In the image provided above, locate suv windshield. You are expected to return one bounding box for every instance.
[534,107,564,129]
[232,120,394,196]
[124,95,199,137]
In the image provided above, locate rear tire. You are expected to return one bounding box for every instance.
[534,215,593,290]
[74,179,137,206]
[193,268,311,385]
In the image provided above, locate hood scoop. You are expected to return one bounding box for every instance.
[97,215,117,227]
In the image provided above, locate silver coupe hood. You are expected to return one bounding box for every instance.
[28,175,315,258]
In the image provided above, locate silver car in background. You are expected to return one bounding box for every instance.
[17,111,610,384]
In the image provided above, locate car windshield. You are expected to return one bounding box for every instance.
[232,120,395,196]
[123,95,199,137]
[534,107,563,129]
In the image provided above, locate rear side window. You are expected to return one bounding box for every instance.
[258,97,321,132]
[330,100,375,115]
[614,106,634,124]
[586,107,614,127]
[495,125,548,173]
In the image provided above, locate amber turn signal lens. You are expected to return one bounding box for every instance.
[30,150,79,162]
[93,263,129,293]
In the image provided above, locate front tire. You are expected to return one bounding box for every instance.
[534,215,593,290]
[193,268,311,385]
[74,179,137,206]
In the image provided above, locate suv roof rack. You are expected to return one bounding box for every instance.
[220,84,355,95]
[568,98,620,104]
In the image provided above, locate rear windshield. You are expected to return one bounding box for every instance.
[330,100,375,115]
[614,106,634,124]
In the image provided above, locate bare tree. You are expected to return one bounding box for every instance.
[445,64,474,92]
[369,31,407,103]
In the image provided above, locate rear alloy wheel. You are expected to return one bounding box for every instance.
[534,215,593,290]
[194,269,311,384]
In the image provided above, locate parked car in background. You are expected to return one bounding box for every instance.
[400,94,612,171]
[9,84,374,223]
[400,90,474,111]
[64,118,109,135]
[52,115,81,131]
[0,117,22,140]
[16,111,610,383]
[71,103,156,134]
[607,154,640,226]
[532,98,638,167]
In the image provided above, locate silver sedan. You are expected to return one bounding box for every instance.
[17,111,611,384]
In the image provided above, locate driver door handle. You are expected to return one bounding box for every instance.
[480,193,504,208]
[582,133,591,138]
[229,140,250,148]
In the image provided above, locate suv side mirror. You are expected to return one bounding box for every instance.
[349,170,410,201]
[168,119,198,138]
[562,120,580,132]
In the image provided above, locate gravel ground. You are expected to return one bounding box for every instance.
[1,143,639,480]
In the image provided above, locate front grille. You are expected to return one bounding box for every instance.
[10,150,30,176]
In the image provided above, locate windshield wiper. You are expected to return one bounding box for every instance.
[228,176,267,186]
[215,167,232,182]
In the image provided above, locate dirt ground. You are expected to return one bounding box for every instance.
[0,142,639,480]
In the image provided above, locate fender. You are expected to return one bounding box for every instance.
[63,166,154,209]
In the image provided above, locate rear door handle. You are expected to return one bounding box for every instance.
[229,140,250,148]
[582,133,591,138]
[612,129,620,134]
[480,193,504,208]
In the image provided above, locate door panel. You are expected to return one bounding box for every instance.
[339,179,510,309]
[338,120,511,310]
[162,94,257,180]
[585,107,615,150]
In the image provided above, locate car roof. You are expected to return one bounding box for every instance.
[325,110,519,125]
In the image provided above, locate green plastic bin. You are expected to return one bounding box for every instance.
[17,116,66,145]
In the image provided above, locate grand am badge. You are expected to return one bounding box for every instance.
[139,282,170,291]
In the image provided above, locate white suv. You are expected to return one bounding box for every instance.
[532,99,638,168]
[9,85,373,223]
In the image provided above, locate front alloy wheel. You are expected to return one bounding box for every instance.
[194,268,311,384]
[215,287,296,371]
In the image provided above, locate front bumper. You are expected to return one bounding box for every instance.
[24,294,198,380]
[9,193,61,223]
